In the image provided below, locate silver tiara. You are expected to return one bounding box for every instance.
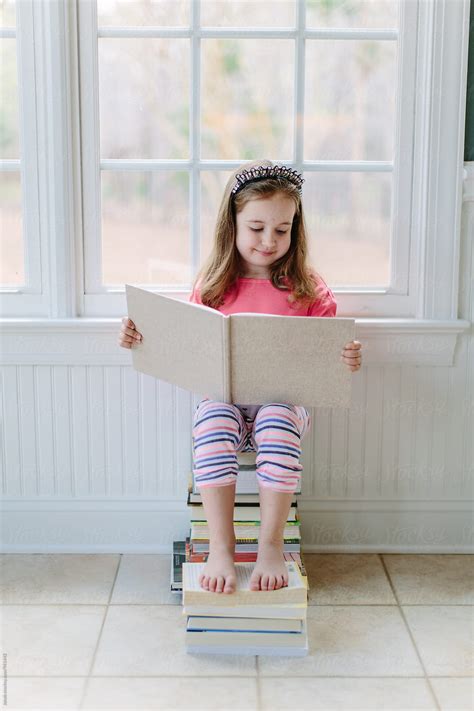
[231,164,305,196]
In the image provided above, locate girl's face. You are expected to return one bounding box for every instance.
[235,192,296,278]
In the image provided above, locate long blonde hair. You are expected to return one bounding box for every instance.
[194,158,328,310]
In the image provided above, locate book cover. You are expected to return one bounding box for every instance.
[187,616,303,633]
[126,284,355,408]
[182,602,308,620]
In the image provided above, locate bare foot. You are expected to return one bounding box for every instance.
[198,542,237,594]
[249,541,289,591]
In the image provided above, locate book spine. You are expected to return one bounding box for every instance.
[223,314,231,402]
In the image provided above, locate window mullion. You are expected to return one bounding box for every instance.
[294,0,305,169]
[34,0,78,318]
[190,0,201,276]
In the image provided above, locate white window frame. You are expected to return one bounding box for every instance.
[79,0,420,318]
[0,0,81,318]
[0,0,470,365]
[0,0,44,315]
[74,0,467,322]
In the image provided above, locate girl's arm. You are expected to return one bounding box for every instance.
[307,280,337,317]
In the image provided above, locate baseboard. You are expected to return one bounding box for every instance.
[1,498,472,553]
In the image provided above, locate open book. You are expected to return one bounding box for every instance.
[125,284,355,408]
[182,561,307,606]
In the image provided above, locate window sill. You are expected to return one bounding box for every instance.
[0,317,470,366]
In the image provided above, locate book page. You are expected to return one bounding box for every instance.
[183,561,303,592]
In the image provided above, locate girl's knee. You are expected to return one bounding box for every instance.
[257,479,300,494]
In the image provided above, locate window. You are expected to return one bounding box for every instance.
[79,0,419,317]
[0,0,470,362]
[0,0,43,316]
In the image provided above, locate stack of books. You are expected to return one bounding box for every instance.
[171,452,309,655]
[182,560,308,655]
[170,453,308,592]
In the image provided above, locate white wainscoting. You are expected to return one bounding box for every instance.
[1,176,472,553]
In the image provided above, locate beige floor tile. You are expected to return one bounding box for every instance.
[5,678,85,710]
[1,605,105,675]
[83,677,258,709]
[383,555,474,604]
[0,554,119,604]
[260,677,437,709]
[304,554,396,604]
[111,554,181,604]
[92,605,257,676]
[258,605,423,676]
[430,677,474,710]
[403,606,474,676]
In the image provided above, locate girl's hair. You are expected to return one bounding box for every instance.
[193,158,328,310]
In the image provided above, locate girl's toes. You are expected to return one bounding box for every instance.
[249,573,260,590]
[215,575,224,593]
[224,576,236,594]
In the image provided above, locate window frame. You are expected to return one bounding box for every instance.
[78,0,421,318]
[0,0,470,365]
[0,0,44,316]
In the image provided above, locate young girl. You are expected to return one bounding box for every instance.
[119,159,362,596]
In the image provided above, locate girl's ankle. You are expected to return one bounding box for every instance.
[209,538,236,551]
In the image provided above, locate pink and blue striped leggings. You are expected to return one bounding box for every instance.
[192,398,311,493]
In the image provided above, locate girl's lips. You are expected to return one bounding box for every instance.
[258,251,275,256]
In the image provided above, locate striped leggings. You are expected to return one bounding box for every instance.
[192,398,311,493]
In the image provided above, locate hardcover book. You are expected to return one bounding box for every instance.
[126,284,355,408]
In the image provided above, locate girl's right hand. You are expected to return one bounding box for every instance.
[118,316,143,349]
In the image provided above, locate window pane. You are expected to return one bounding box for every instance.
[99,39,189,159]
[304,171,391,287]
[201,0,296,27]
[306,0,399,29]
[0,38,19,159]
[0,0,16,27]
[0,171,24,285]
[305,39,396,161]
[101,171,190,285]
[200,170,232,263]
[97,0,189,27]
[201,39,294,160]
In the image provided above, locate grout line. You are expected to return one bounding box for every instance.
[378,554,442,711]
[10,674,472,679]
[2,602,472,607]
[78,553,123,710]
[255,655,261,710]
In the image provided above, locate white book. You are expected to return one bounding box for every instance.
[187,616,303,633]
[126,285,355,408]
[182,603,307,620]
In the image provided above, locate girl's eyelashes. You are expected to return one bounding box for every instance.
[250,228,288,234]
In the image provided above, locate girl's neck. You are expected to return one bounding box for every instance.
[239,271,271,279]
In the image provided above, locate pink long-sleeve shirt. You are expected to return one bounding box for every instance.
[189,275,337,317]
[188,274,337,416]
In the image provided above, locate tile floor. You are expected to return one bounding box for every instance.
[1,553,473,710]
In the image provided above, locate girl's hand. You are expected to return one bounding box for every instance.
[118,316,143,349]
[340,340,362,372]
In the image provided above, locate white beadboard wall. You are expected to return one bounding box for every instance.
[1,184,472,553]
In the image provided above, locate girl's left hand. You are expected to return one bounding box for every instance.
[340,340,362,372]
